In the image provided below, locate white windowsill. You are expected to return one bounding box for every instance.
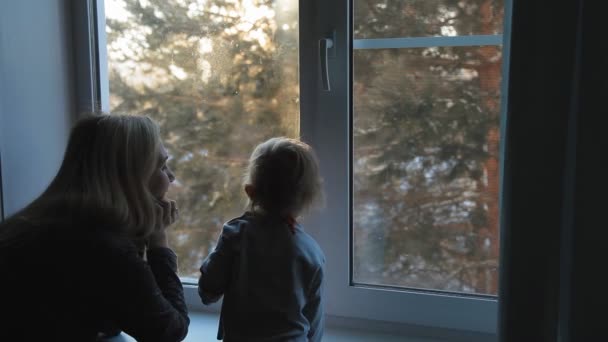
[99,284,496,341]
[102,311,494,342]
[103,311,434,342]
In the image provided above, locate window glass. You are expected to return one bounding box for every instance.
[353,1,503,295]
[105,0,299,278]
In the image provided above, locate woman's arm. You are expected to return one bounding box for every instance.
[98,198,188,341]
[99,240,189,342]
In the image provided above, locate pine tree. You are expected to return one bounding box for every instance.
[106,0,504,293]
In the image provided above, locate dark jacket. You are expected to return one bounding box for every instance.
[199,213,325,342]
[0,221,189,341]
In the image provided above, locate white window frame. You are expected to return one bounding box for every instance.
[85,0,512,338]
[298,0,511,336]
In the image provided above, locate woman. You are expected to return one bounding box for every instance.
[0,114,189,341]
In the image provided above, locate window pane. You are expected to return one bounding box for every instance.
[105,0,299,278]
[354,0,504,39]
[353,46,502,295]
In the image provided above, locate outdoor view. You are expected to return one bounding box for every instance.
[106,0,504,295]
[353,0,503,295]
[105,0,299,279]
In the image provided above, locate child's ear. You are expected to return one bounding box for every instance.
[244,184,255,199]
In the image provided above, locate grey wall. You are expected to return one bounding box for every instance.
[0,0,75,217]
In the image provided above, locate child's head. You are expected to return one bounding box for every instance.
[244,137,323,218]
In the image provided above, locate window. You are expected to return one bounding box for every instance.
[102,0,299,280]
[90,0,510,336]
[352,1,504,295]
[295,0,507,334]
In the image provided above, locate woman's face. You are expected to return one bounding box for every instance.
[148,143,175,199]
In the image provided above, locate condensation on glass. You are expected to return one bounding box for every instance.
[105,0,299,278]
[353,0,504,295]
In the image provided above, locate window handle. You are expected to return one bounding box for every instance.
[319,36,334,91]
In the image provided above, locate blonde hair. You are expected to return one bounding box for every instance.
[244,137,323,217]
[1,113,162,240]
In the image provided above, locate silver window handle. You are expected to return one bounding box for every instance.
[319,37,334,91]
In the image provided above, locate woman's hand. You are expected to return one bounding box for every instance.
[148,198,179,249]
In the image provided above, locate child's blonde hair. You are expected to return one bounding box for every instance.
[244,137,323,217]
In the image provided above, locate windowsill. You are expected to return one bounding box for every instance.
[102,311,495,342]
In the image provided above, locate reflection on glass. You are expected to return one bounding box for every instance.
[353,46,502,295]
[354,0,504,39]
[105,0,299,277]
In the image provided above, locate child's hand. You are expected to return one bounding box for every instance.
[149,197,179,248]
